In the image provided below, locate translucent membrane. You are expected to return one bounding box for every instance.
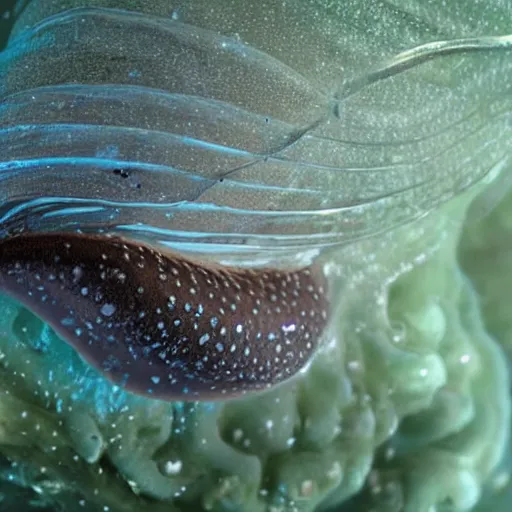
[1,7,511,260]
[1,3,512,512]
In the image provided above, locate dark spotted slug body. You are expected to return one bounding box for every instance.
[0,233,329,401]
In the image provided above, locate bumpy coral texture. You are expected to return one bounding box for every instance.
[0,182,509,512]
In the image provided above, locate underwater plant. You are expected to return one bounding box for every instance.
[0,0,511,510]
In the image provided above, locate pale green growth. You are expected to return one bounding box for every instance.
[0,180,509,511]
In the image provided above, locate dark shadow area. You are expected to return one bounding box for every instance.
[0,0,20,50]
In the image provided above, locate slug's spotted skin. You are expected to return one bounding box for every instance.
[0,233,328,400]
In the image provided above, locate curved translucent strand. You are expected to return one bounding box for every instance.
[0,5,511,258]
[1,7,326,125]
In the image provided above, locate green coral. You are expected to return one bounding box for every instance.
[0,179,509,511]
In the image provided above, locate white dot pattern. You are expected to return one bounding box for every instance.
[0,232,329,401]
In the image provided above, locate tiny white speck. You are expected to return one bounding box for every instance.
[460,354,471,364]
[282,323,296,333]
[164,460,182,475]
[100,303,116,317]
